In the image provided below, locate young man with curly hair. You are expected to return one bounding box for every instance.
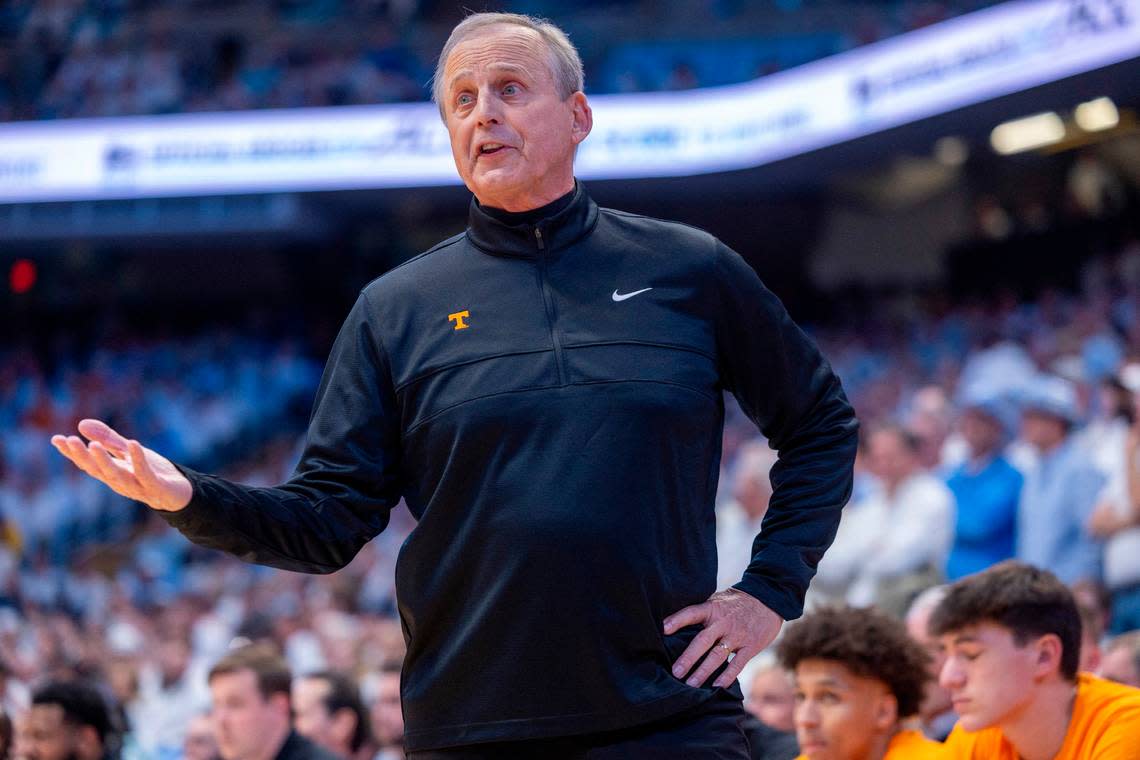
[777,606,946,760]
[932,561,1140,759]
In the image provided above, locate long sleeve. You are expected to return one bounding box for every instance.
[159,290,404,573]
[712,242,859,620]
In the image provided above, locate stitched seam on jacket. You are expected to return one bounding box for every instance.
[404,378,715,436]
[394,347,552,393]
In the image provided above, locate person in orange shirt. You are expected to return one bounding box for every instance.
[931,561,1140,759]
[777,605,947,760]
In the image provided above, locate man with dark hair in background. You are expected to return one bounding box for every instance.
[0,709,12,760]
[933,561,1140,759]
[367,665,404,760]
[208,644,339,760]
[292,671,374,760]
[25,680,118,760]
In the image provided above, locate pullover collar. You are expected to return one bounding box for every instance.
[466,180,599,258]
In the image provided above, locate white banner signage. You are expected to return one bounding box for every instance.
[0,0,1137,203]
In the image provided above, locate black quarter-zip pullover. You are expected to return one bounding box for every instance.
[163,181,858,751]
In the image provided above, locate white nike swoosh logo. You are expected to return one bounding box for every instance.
[612,287,653,302]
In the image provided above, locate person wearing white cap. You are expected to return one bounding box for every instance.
[1016,374,1105,585]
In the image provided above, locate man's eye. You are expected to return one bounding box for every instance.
[503,84,519,95]
[456,93,473,106]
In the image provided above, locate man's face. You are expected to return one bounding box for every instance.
[905,606,953,719]
[210,670,289,760]
[1099,645,1140,687]
[938,623,1045,732]
[183,714,220,760]
[959,409,1002,459]
[1020,411,1066,451]
[793,659,896,760]
[867,430,917,487]
[441,24,591,211]
[292,678,352,756]
[747,667,795,733]
[370,672,403,747]
[24,704,87,760]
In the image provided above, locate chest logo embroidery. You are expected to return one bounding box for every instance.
[448,310,471,330]
[612,287,653,302]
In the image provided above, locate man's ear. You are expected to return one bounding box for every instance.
[270,691,292,721]
[331,707,358,746]
[75,725,103,760]
[569,91,592,145]
[1033,634,1064,679]
[873,691,898,732]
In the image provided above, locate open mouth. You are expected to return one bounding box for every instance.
[478,143,509,156]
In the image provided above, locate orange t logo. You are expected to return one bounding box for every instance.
[448,310,470,330]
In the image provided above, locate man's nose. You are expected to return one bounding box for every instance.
[474,90,502,125]
[939,657,964,690]
[794,701,819,728]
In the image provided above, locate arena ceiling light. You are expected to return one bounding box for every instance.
[1074,97,1120,132]
[990,112,1066,155]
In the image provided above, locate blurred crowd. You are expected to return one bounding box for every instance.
[0,0,996,121]
[1,232,1139,757]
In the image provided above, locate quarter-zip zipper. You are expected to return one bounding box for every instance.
[534,226,567,385]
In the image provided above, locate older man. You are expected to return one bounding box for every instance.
[51,12,857,758]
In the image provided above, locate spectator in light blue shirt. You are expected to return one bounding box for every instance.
[1017,375,1105,584]
[946,394,1022,581]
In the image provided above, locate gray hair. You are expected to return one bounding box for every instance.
[906,584,949,623]
[431,12,584,119]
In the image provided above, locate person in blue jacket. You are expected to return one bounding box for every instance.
[50,12,859,758]
[945,392,1022,581]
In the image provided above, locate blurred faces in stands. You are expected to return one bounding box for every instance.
[1019,375,1080,453]
[292,672,372,759]
[905,586,955,740]
[369,668,404,757]
[746,662,795,733]
[208,646,292,760]
[906,386,953,469]
[183,713,221,760]
[1099,632,1140,687]
[866,426,920,495]
[439,20,592,211]
[1076,599,1104,674]
[732,441,776,522]
[25,681,114,760]
[959,407,1004,461]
